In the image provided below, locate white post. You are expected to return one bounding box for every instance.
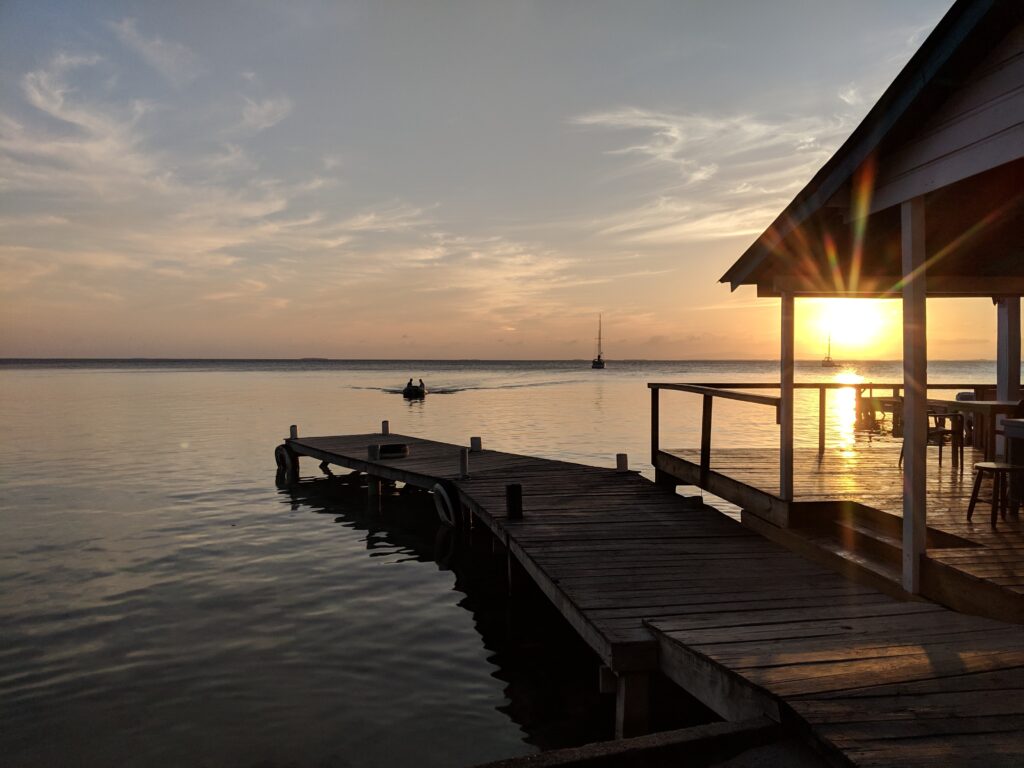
[996,297,1021,457]
[996,297,1021,400]
[901,197,927,594]
[780,292,795,501]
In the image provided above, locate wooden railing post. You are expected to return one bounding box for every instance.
[780,292,795,501]
[651,386,660,463]
[700,394,713,487]
[818,386,827,456]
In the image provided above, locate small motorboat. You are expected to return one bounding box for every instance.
[402,382,427,399]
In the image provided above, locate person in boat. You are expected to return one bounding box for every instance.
[418,378,425,389]
[407,378,413,387]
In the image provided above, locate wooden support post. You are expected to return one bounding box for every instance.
[651,387,660,463]
[381,420,390,435]
[616,453,629,472]
[901,196,927,594]
[506,544,524,597]
[505,483,522,520]
[780,292,795,501]
[470,436,482,452]
[818,387,826,456]
[289,424,298,439]
[286,446,299,484]
[459,448,470,478]
[700,394,713,488]
[996,297,1021,457]
[615,672,650,739]
[367,477,382,514]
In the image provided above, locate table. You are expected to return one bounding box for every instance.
[929,399,1024,460]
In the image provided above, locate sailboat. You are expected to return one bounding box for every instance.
[591,314,605,369]
[821,335,838,368]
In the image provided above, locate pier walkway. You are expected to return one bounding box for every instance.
[282,431,1024,766]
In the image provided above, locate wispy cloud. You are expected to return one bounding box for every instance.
[240,96,292,133]
[838,84,863,106]
[110,18,201,88]
[572,108,853,242]
[3,51,585,338]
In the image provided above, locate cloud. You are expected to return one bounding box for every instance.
[240,96,292,133]
[572,107,854,243]
[110,18,201,88]
[838,84,862,106]
[5,52,572,335]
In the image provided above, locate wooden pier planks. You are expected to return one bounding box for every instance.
[649,603,1024,766]
[287,432,1024,765]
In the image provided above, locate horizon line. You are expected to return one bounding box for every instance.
[0,357,1002,364]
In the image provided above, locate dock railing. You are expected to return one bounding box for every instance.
[649,381,989,502]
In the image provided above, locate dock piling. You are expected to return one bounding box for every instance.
[615,672,651,739]
[289,424,298,439]
[382,420,390,435]
[367,477,381,514]
[459,448,470,478]
[616,453,629,472]
[470,436,482,452]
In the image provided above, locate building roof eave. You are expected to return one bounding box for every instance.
[719,0,1000,292]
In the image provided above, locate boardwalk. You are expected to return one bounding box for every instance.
[283,431,1024,766]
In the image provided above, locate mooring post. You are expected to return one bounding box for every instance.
[289,424,298,439]
[615,672,650,739]
[616,453,629,472]
[470,436,482,452]
[381,420,390,435]
[459,448,470,478]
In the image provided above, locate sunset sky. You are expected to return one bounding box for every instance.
[3,0,1003,360]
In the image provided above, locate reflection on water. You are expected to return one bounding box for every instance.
[283,478,621,755]
[832,371,864,454]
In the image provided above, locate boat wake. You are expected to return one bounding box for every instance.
[358,380,578,395]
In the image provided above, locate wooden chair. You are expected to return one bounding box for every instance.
[899,411,964,467]
[967,461,1024,527]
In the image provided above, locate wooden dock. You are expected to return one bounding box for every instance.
[280,430,1024,766]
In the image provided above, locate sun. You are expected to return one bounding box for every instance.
[799,299,900,358]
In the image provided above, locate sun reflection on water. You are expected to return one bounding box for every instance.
[832,370,864,454]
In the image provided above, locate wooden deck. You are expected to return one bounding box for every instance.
[658,442,1024,619]
[284,432,1024,766]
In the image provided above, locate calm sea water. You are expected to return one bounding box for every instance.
[0,359,1000,767]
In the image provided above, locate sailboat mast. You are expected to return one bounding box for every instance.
[597,314,602,356]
